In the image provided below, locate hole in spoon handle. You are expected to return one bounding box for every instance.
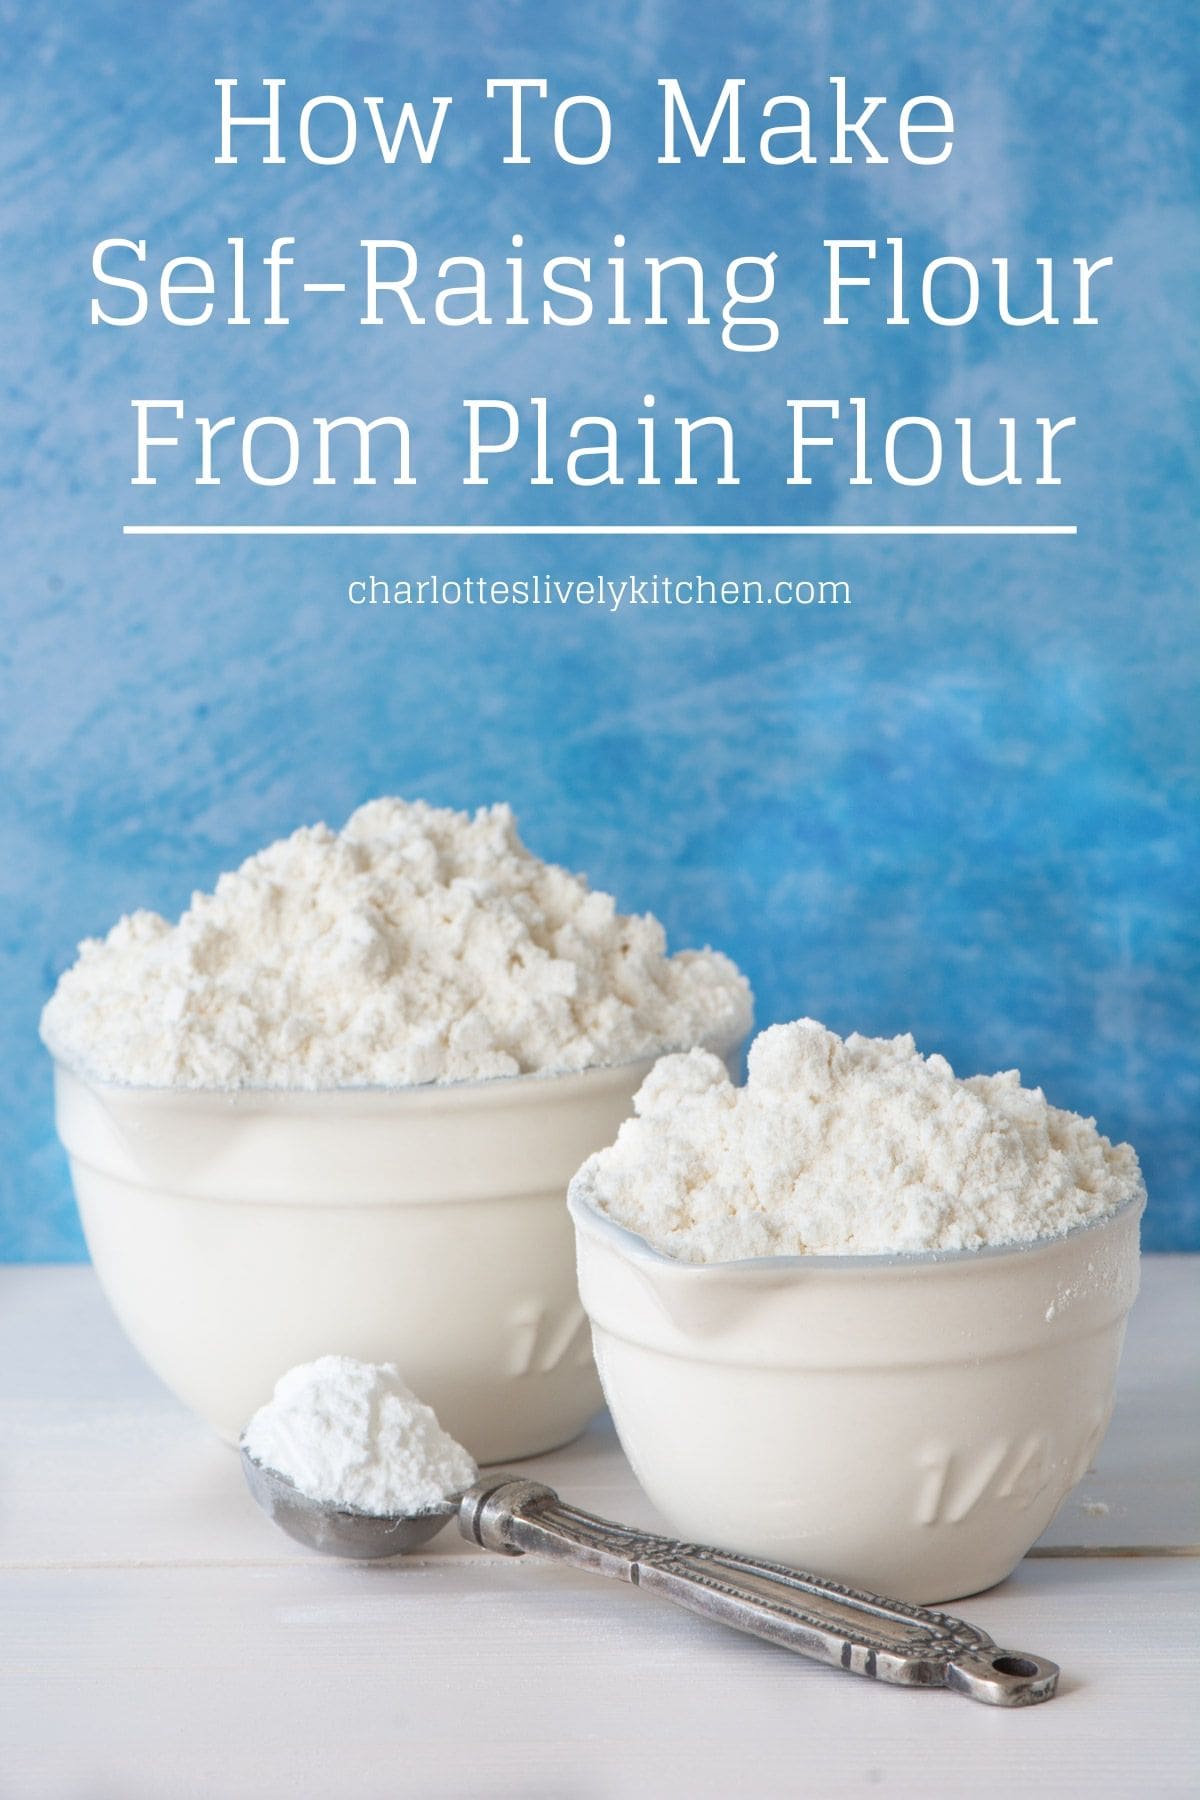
[947,1649,1061,1707]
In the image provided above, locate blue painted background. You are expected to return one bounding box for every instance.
[2,2,1196,1255]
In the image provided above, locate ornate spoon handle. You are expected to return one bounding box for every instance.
[458,1476,1058,1707]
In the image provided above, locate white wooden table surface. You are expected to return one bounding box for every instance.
[1,1258,1196,1799]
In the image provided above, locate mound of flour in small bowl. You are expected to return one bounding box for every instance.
[40,798,751,1088]
[242,1357,477,1515]
[571,1018,1144,1259]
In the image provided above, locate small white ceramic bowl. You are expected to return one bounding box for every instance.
[55,1051,749,1462]
[569,1187,1143,1603]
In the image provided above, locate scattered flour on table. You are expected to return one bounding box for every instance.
[571,1018,1144,1259]
[241,1357,477,1514]
[40,798,751,1088]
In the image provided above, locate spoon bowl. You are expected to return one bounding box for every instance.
[240,1448,456,1558]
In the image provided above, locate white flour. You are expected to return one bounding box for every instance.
[571,1018,1143,1258]
[241,1357,477,1514]
[40,798,751,1089]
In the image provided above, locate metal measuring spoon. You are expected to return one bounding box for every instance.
[240,1448,1059,1706]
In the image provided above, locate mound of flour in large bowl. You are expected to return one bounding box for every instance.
[40,798,751,1089]
[571,1018,1143,1258]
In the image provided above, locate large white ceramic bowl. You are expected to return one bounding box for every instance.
[569,1187,1143,1603]
[54,1052,706,1461]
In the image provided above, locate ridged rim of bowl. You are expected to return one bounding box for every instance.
[567,1182,1145,1273]
[47,1031,746,1104]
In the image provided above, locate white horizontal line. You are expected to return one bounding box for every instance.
[122,523,1077,537]
[302,282,346,293]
